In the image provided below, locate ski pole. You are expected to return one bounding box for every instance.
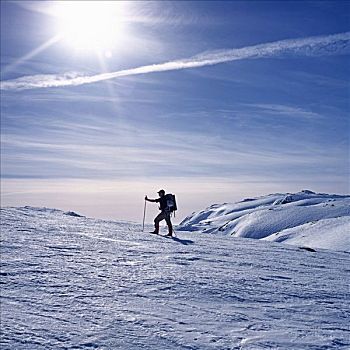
[142,198,147,232]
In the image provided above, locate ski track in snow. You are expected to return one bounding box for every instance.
[1,206,350,349]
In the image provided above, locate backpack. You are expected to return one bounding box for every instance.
[165,193,177,215]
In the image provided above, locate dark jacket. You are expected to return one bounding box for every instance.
[155,196,168,211]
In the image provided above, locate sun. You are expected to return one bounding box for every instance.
[54,1,125,53]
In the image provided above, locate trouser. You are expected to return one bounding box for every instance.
[154,211,173,234]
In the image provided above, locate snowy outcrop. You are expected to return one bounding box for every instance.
[4,206,85,218]
[263,216,350,251]
[178,191,350,252]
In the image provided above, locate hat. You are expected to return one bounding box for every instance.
[157,189,165,194]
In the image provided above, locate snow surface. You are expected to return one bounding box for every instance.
[178,190,350,252]
[1,206,350,349]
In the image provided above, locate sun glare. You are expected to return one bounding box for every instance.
[54,1,125,53]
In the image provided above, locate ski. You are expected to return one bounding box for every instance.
[148,232,174,238]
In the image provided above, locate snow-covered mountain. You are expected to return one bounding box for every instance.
[1,205,350,349]
[178,190,350,252]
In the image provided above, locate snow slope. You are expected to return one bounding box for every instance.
[178,190,350,252]
[1,206,350,349]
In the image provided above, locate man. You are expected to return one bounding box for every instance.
[145,189,173,236]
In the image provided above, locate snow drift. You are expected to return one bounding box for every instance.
[178,190,350,252]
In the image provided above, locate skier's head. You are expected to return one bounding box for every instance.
[157,189,165,197]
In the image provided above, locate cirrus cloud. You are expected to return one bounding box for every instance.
[1,32,349,91]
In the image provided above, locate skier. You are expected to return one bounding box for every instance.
[145,189,173,236]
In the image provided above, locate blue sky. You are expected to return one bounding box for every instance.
[1,1,349,221]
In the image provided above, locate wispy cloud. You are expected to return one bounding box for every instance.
[240,103,323,120]
[2,116,343,181]
[1,32,349,91]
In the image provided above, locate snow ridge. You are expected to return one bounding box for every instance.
[178,190,350,252]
